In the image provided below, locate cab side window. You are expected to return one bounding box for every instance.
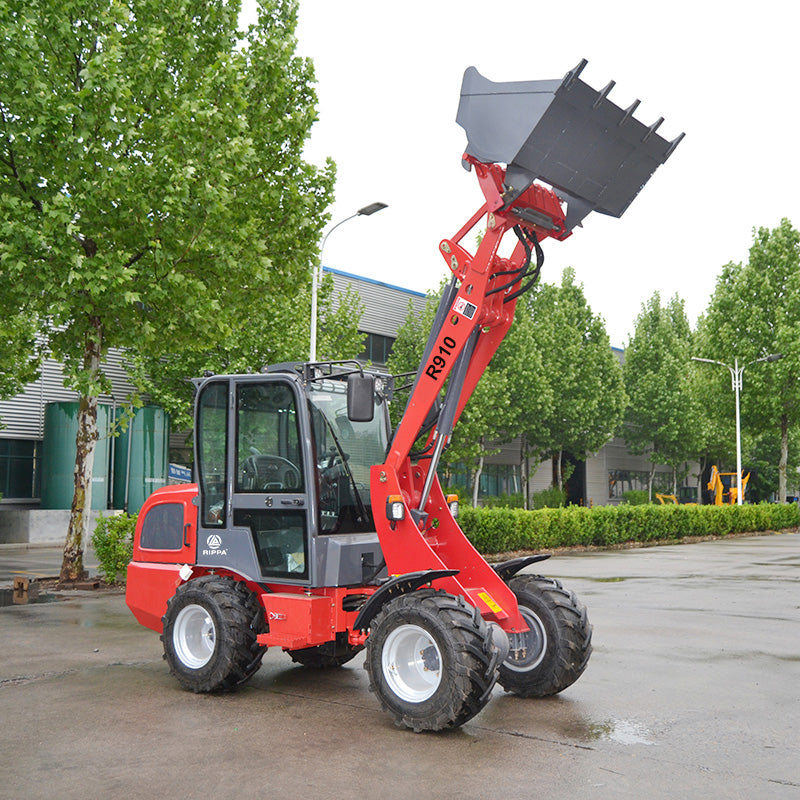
[197,381,228,527]
[236,382,304,494]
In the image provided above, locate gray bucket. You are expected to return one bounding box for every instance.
[456,60,684,230]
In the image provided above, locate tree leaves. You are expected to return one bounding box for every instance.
[0,0,351,574]
[387,269,625,502]
[623,293,700,495]
[699,218,800,500]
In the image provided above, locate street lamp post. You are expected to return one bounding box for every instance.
[692,353,784,504]
[310,202,388,362]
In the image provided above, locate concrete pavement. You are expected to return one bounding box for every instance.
[0,544,99,586]
[1,533,798,799]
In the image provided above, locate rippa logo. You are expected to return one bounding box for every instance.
[203,534,227,556]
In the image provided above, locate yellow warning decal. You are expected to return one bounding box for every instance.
[477,591,503,614]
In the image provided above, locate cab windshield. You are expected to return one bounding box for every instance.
[307,379,389,534]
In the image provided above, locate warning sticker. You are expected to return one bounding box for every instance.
[453,297,477,320]
[477,591,503,614]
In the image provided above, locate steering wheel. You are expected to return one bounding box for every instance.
[241,455,302,492]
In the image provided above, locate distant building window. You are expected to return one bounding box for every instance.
[0,439,40,500]
[608,469,671,499]
[360,332,395,365]
[479,463,521,497]
[438,463,521,499]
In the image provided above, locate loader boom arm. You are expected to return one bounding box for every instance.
[370,159,567,633]
[370,61,681,634]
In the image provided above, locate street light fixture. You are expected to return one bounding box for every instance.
[691,353,784,504]
[309,202,388,362]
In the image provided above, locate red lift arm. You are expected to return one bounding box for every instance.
[370,61,683,634]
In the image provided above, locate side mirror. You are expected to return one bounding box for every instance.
[347,374,374,422]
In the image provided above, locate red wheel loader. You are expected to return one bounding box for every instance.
[126,60,683,731]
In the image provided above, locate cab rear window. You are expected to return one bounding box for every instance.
[140,503,183,550]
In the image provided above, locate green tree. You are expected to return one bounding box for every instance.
[0,311,40,400]
[316,276,366,363]
[522,268,626,493]
[386,290,517,505]
[493,292,550,509]
[623,293,700,498]
[699,219,800,501]
[0,0,336,579]
[136,271,365,433]
[386,293,440,430]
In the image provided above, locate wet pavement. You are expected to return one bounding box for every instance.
[0,544,98,586]
[1,533,798,799]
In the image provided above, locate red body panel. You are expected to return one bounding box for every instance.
[126,561,186,633]
[256,585,379,649]
[127,484,199,632]
[257,593,334,649]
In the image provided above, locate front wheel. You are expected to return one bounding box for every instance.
[365,589,500,732]
[497,574,592,698]
[161,575,267,692]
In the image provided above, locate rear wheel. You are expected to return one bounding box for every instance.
[497,574,592,697]
[161,575,267,692]
[365,589,499,732]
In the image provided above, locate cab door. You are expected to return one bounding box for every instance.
[231,378,311,582]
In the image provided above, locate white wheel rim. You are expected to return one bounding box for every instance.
[505,605,547,672]
[381,624,442,703]
[173,604,216,669]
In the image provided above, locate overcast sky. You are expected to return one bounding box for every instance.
[242,0,800,347]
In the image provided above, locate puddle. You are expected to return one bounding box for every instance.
[561,717,656,746]
[586,719,655,746]
[0,587,61,608]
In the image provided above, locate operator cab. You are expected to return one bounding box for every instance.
[193,364,390,588]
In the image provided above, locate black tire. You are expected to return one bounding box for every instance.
[288,637,362,668]
[161,575,267,693]
[364,589,499,732]
[497,574,592,698]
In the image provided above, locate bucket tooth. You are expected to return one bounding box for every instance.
[665,132,686,159]
[593,80,616,108]
[456,60,684,230]
[642,117,665,142]
[562,58,588,90]
[619,99,641,126]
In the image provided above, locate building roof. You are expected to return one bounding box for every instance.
[325,267,429,339]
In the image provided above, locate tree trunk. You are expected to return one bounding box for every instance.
[697,456,709,504]
[60,322,103,582]
[647,462,656,502]
[520,436,530,511]
[552,449,563,491]
[524,452,531,510]
[778,413,789,503]
[472,447,485,508]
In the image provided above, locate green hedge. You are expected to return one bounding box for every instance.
[458,502,799,555]
[91,512,137,583]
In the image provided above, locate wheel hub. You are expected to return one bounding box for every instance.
[505,605,547,672]
[173,604,216,669]
[382,624,442,703]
